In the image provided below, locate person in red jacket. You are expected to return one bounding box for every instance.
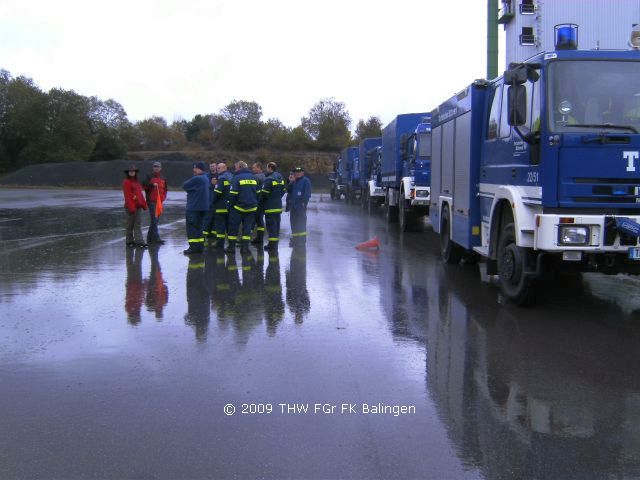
[142,161,168,245]
[122,163,148,247]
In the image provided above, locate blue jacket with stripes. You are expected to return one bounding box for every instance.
[229,168,258,212]
[260,171,285,213]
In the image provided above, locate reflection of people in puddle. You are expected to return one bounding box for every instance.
[184,256,210,342]
[286,248,310,324]
[125,247,147,325]
[230,252,264,344]
[145,246,168,320]
[212,253,241,324]
[264,252,284,335]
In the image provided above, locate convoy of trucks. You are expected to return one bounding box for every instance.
[329,3,640,305]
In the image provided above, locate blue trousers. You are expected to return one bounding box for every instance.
[214,211,229,241]
[265,213,281,242]
[186,210,206,251]
[228,208,256,244]
[290,207,307,244]
[147,202,160,243]
[202,206,216,238]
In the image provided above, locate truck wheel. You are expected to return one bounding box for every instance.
[399,192,414,232]
[386,194,398,223]
[497,223,535,306]
[440,205,461,264]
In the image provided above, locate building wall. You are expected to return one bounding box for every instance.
[501,0,640,65]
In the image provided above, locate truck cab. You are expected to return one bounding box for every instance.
[431,44,640,305]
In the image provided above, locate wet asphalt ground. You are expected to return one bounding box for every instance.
[2,188,640,479]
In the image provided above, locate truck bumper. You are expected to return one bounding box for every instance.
[409,186,430,207]
[534,214,640,273]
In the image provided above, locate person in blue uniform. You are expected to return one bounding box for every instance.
[182,162,210,254]
[289,166,311,247]
[225,161,258,254]
[202,161,218,242]
[251,162,266,245]
[212,162,234,250]
[260,162,285,251]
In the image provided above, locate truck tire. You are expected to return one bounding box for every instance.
[440,205,462,264]
[398,190,415,232]
[497,223,535,306]
[386,193,398,223]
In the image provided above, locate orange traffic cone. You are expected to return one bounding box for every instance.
[355,235,380,251]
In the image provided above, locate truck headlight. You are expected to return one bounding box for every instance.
[416,190,429,198]
[558,225,590,245]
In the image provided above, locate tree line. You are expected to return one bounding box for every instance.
[0,69,383,173]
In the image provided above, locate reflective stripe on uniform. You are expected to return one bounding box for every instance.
[223,181,231,186]
[268,237,279,242]
[256,227,265,231]
[217,234,226,239]
[230,191,239,195]
[242,236,251,241]
[188,238,205,243]
[264,208,283,214]
[227,235,238,240]
[262,189,271,194]
[239,179,257,185]
[215,209,228,213]
[188,262,205,270]
[234,205,257,213]
[214,189,222,194]
[292,232,307,237]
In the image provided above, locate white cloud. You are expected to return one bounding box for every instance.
[0,0,501,129]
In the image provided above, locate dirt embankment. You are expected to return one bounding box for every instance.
[0,151,335,190]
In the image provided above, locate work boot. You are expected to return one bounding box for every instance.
[224,241,236,253]
[251,233,264,245]
[264,241,278,251]
[240,242,250,254]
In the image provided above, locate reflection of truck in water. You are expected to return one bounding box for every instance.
[430,25,640,305]
[426,274,640,479]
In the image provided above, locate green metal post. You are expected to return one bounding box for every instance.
[487,0,499,79]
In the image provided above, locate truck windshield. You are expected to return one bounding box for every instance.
[417,132,431,158]
[548,60,640,133]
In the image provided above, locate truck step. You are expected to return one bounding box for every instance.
[472,246,489,257]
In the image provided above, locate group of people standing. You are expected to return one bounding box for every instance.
[183,160,311,255]
[121,159,312,254]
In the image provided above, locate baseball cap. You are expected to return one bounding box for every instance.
[152,161,161,168]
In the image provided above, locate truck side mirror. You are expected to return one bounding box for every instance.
[507,85,527,126]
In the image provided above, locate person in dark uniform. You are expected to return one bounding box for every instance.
[202,160,218,243]
[251,162,266,245]
[225,161,258,254]
[182,162,210,255]
[289,166,312,247]
[212,162,233,250]
[260,162,286,251]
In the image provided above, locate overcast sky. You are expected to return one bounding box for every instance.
[0,0,505,129]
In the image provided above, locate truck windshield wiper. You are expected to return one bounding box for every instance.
[564,123,638,133]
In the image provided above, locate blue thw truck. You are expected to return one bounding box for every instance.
[358,137,383,211]
[342,146,360,203]
[381,113,432,231]
[329,154,346,200]
[430,27,640,304]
